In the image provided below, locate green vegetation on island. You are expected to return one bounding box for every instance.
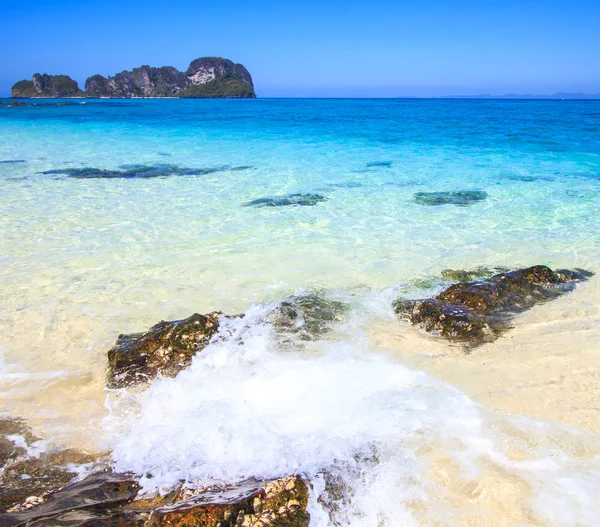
[11,57,256,99]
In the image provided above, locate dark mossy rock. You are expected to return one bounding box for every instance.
[11,74,84,98]
[0,418,101,514]
[83,57,255,99]
[107,312,223,388]
[394,265,593,346]
[414,190,488,206]
[148,476,309,527]
[268,294,349,341]
[244,193,328,207]
[41,164,252,180]
[0,473,141,527]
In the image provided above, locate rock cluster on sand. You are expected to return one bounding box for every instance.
[0,471,310,527]
[3,264,592,524]
[12,57,256,99]
[394,265,593,346]
[0,416,311,526]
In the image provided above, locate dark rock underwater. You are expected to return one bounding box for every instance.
[41,164,253,179]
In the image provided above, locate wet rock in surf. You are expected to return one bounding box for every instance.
[440,266,510,283]
[40,164,252,179]
[414,190,487,206]
[0,418,100,514]
[243,193,327,207]
[269,294,349,341]
[0,472,141,527]
[0,470,309,527]
[107,312,223,388]
[394,265,593,346]
[149,476,309,527]
[555,267,594,282]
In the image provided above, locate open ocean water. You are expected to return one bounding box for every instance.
[1,98,600,525]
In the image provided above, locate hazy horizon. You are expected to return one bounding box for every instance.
[2,0,599,98]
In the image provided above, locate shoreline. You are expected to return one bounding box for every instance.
[370,276,600,434]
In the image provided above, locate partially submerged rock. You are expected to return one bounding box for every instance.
[394,265,593,346]
[0,472,141,527]
[0,418,99,514]
[414,190,488,206]
[0,473,310,527]
[148,476,309,527]
[107,312,223,388]
[440,266,510,283]
[268,294,349,341]
[243,193,327,207]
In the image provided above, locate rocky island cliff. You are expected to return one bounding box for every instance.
[11,57,255,98]
[11,74,84,98]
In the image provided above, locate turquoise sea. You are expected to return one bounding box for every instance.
[1,98,600,525]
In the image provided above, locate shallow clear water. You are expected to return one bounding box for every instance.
[1,98,600,525]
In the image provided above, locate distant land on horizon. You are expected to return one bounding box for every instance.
[10,57,256,99]
[441,92,600,100]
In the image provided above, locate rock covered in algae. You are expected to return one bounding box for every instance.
[394,265,593,346]
[268,294,349,341]
[107,312,223,388]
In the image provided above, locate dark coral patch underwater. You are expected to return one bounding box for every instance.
[243,193,328,207]
[366,161,393,168]
[40,164,253,179]
[414,190,488,206]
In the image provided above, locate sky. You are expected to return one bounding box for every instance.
[1,0,599,98]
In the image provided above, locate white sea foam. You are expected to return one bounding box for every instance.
[103,305,600,525]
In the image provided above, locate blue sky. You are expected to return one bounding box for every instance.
[1,0,599,97]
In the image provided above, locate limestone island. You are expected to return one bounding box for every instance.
[11,57,256,99]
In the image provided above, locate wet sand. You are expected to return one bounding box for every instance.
[373,277,600,435]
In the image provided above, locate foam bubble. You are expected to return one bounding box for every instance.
[105,308,494,523]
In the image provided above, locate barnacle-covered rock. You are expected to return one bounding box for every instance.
[394,265,593,346]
